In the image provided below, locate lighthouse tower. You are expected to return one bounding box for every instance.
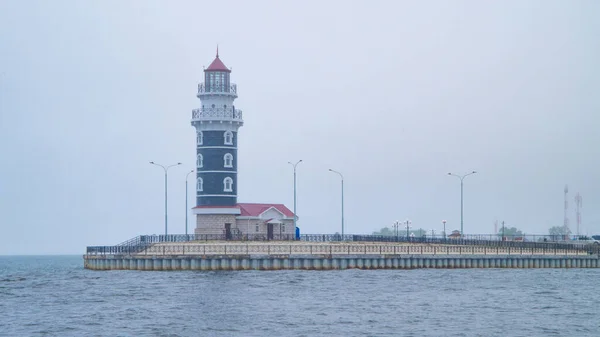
[191,49,244,235]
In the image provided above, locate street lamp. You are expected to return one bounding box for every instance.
[447,171,477,236]
[404,219,412,240]
[442,220,447,240]
[393,220,400,241]
[185,169,194,237]
[288,160,302,236]
[329,169,344,238]
[150,161,182,237]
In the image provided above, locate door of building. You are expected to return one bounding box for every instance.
[225,223,232,240]
[267,224,274,240]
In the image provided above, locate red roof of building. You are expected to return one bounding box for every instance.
[192,203,295,218]
[237,203,295,217]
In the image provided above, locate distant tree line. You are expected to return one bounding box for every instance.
[370,224,579,239]
[372,227,429,237]
[497,226,523,237]
[548,226,571,237]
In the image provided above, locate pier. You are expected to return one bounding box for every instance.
[84,235,600,271]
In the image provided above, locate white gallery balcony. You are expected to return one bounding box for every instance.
[191,107,243,122]
[197,83,238,97]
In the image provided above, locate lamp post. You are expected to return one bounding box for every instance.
[447,171,477,236]
[442,220,447,240]
[288,160,302,236]
[329,169,344,238]
[150,161,182,237]
[393,220,400,241]
[185,169,194,237]
[404,219,412,240]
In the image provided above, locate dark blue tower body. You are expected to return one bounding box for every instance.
[195,131,238,206]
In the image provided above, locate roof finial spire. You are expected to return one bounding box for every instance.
[216,44,219,58]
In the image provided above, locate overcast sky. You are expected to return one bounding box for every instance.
[0,0,598,254]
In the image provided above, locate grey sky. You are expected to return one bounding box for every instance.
[0,0,598,254]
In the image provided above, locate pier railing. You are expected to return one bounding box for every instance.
[107,233,595,245]
[85,243,595,257]
[302,234,597,251]
[303,233,596,244]
[86,233,599,256]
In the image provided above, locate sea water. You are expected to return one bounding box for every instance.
[1,255,598,336]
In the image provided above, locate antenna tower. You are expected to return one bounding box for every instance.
[575,192,582,237]
[563,185,569,239]
[494,220,498,235]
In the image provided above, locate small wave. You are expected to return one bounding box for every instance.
[533,290,555,295]
[204,327,242,332]
[0,289,13,296]
[0,277,26,282]
[23,322,40,327]
[68,275,101,280]
[337,320,355,325]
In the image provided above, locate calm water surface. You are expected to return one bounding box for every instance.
[0,255,598,336]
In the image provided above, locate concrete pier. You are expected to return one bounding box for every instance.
[83,254,599,271]
[84,241,600,271]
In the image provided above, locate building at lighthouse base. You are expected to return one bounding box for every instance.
[193,203,296,239]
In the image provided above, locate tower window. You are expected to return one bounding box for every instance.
[224,131,233,145]
[255,224,259,232]
[197,131,203,145]
[224,153,233,168]
[212,104,215,109]
[197,154,203,168]
[282,224,285,232]
[223,177,233,192]
[197,177,203,192]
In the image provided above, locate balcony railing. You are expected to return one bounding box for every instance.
[198,83,237,95]
[191,107,243,121]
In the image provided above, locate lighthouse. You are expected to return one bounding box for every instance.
[191,49,296,240]
[191,49,242,208]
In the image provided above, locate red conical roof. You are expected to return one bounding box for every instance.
[205,47,231,72]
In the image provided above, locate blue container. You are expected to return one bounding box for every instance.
[295,227,300,240]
